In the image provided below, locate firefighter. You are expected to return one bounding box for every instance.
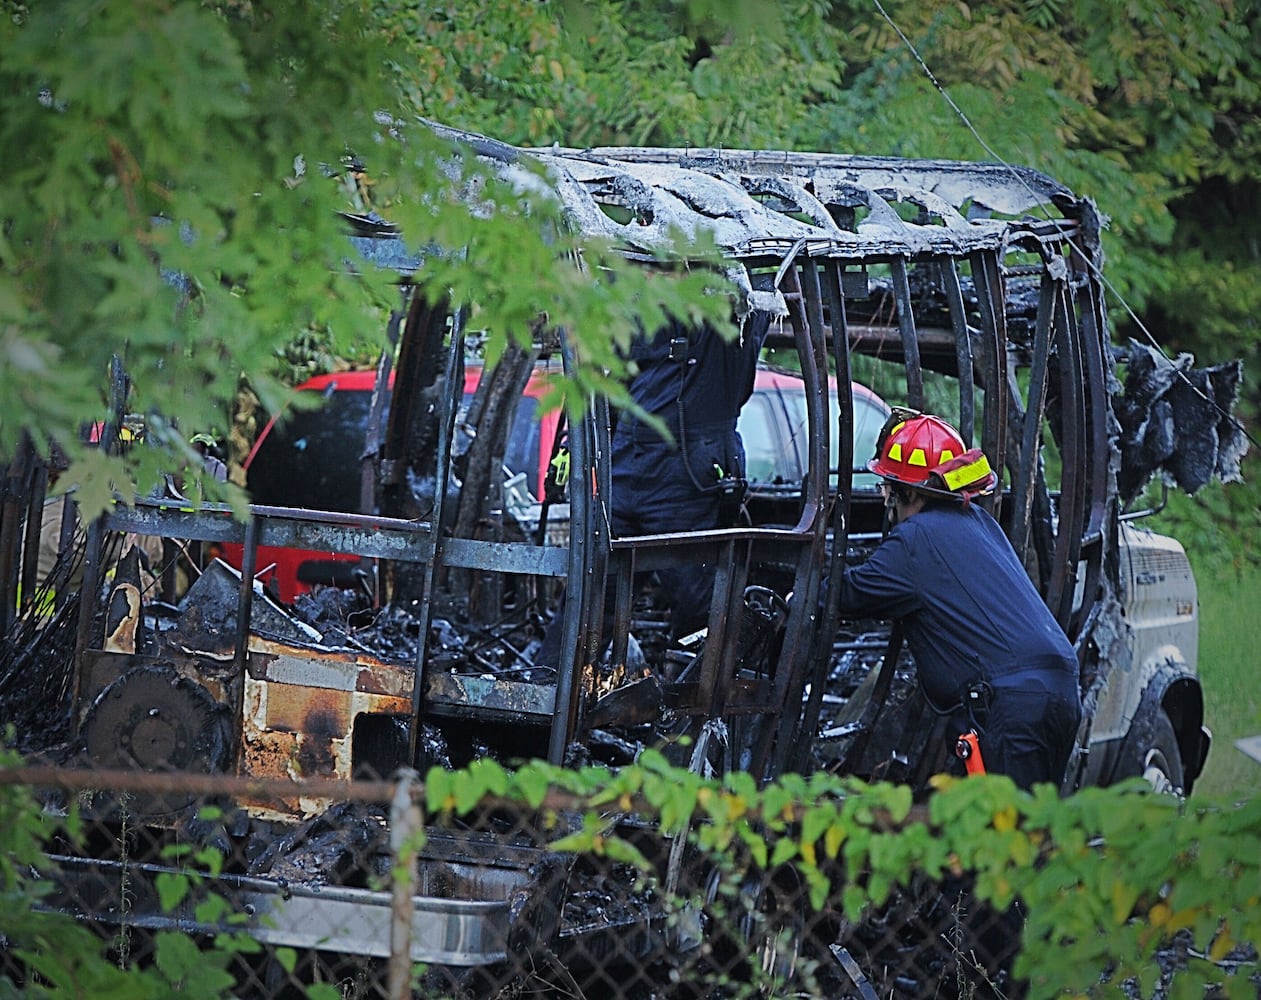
[836,411,1082,790]
[535,308,776,667]
[609,309,774,638]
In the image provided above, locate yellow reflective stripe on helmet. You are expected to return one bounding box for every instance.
[908,447,928,467]
[941,454,993,491]
[888,442,903,461]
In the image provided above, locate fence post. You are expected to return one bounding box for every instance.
[387,768,422,1000]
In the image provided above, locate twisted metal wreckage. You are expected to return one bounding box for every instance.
[0,122,1246,987]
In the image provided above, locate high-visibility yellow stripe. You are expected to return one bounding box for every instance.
[889,442,902,461]
[908,447,928,467]
[942,455,993,490]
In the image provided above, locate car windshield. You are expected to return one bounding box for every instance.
[249,386,379,513]
[739,385,889,491]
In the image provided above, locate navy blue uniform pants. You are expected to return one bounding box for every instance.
[960,683,1081,790]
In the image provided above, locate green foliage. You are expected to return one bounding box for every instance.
[0,758,257,997]
[1144,480,1261,576]
[6,0,1255,526]
[379,0,844,149]
[1,0,401,507]
[0,0,735,517]
[418,756,1261,999]
[4,748,1258,996]
[1166,525,1261,800]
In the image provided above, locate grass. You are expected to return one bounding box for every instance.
[1187,559,1261,799]
[1141,481,1261,800]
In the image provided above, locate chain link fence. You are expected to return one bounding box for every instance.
[0,763,1031,999]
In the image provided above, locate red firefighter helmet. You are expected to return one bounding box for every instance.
[868,412,997,499]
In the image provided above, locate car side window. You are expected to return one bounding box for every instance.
[851,394,889,491]
[248,388,376,513]
[739,393,793,485]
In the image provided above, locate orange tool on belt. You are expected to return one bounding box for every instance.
[955,731,986,776]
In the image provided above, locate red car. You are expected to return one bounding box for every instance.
[228,364,888,602]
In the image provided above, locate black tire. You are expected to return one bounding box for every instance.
[695,864,808,994]
[1119,707,1185,796]
[737,866,806,990]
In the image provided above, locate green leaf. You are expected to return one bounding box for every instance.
[152,931,203,985]
[155,871,190,913]
[600,836,653,870]
[738,823,769,869]
[193,894,232,926]
[841,883,867,922]
[769,836,798,867]
[468,757,509,798]
[800,804,835,847]
[424,766,455,813]
[512,763,553,809]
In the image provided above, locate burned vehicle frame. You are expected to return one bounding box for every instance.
[1,125,1236,983]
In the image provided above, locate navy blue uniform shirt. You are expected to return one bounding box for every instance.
[837,502,1079,710]
[611,311,773,532]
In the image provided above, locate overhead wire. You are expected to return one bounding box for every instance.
[868,0,1256,453]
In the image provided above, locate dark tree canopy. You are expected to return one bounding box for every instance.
[3,0,1256,521]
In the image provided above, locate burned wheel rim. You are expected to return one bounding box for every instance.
[82,665,231,818]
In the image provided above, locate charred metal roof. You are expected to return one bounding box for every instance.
[343,122,1097,311]
[420,120,1088,265]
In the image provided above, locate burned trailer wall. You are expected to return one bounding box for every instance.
[998,226,1117,646]
[396,130,1140,789]
[448,339,540,624]
[56,498,443,822]
[589,284,831,783]
[378,291,459,605]
[365,285,583,767]
[376,294,595,769]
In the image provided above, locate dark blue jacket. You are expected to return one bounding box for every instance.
[837,503,1079,710]
[611,311,773,532]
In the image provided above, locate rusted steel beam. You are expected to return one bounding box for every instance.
[1007,268,1059,568]
[1046,283,1088,628]
[105,500,435,563]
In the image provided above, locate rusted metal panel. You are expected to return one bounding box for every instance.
[257,682,354,735]
[240,660,412,818]
[425,672,555,721]
[247,638,414,700]
[105,501,434,564]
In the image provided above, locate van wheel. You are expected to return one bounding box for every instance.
[1123,709,1185,796]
